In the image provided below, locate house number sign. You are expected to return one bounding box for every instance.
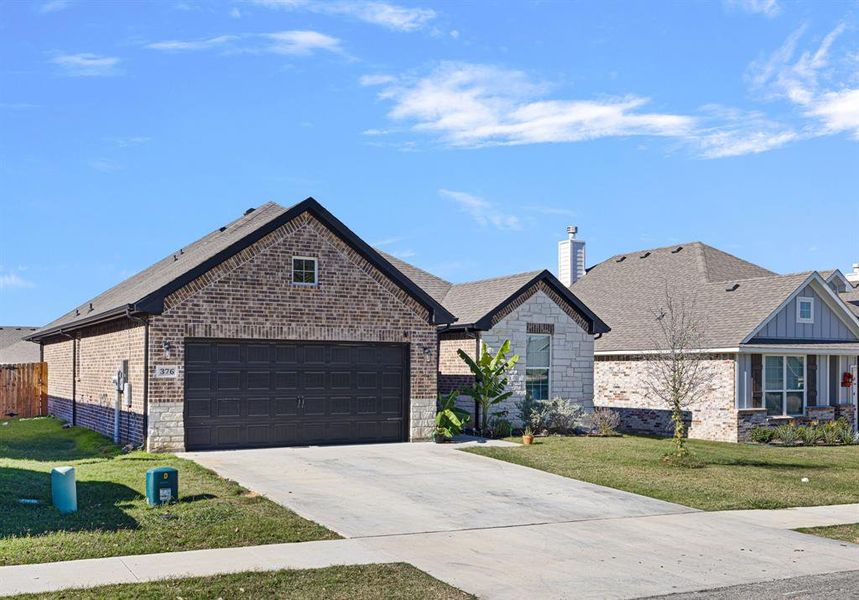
[154,365,178,379]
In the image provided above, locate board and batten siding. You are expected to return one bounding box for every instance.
[751,284,857,342]
[736,353,833,409]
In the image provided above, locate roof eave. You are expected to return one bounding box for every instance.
[26,304,139,342]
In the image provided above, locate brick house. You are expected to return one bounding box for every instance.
[566,239,859,442]
[28,199,455,451]
[28,198,607,451]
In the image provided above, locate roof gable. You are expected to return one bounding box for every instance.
[30,199,455,341]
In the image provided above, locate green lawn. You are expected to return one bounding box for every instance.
[4,563,474,600]
[465,435,859,511]
[799,523,859,545]
[0,417,336,566]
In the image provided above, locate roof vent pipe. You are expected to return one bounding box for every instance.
[244,207,256,216]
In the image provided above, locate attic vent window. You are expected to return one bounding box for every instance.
[640,252,651,259]
[671,246,683,254]
[615,256,627,263]
[797,297,814,324]
[726,283,740,292]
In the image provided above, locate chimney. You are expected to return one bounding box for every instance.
[847,263,859,284]
[558,226,586,287]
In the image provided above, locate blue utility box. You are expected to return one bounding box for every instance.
[146,466,178,506]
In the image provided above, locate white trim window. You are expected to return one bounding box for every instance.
[797,297,814,324]
[525,334,551,400]
[764,355,805,416]
[292,256,318,285]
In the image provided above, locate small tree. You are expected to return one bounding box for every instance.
[435,390,470,440]
[457,340,520,436]
[643,286,712,458]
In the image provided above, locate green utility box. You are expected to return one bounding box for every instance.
[146,467,178,506]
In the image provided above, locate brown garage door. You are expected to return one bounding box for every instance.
[184,339,409,451]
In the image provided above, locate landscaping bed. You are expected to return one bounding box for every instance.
[4,563,474,600]
[464,434,859,511]
[0,417,336,566]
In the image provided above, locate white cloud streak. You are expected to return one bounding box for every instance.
[747,23,859,139]
[38,0,70,14]
[374,63,695,148]
[723,0,781,18]
[439,189,522,231]
[51,53,121,77]
[0,272,34,289]
[146,30,343,56]
[249,0,436,32]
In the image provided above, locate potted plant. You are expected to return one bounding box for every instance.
[522,424,534,445]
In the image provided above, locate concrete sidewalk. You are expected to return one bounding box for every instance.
[3,509,859,599]
[721,503,859,530]
[0,538,389,597]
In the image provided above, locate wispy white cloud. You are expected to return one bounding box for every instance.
[51,53,121,77]
[723,0,781,18]
[147,35,238,52]
[104,136,151,148]
[747,23,859,139]
[371,62,695,149]
[524,205,577,218]
[250,0,436,32]
[692,105,798,158]
[372,235,406,247]
[0,272,34,289]
[88,158,124,172]
[360,73,396,86]
[38,0,71,14]
[146,30,343,56]
[439,189,522,231]
[230,7,242,18]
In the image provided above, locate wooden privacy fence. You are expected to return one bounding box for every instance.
[1,362,47,419]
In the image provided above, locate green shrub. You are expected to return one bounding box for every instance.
[488,416,513,439]
[591,407,621,436]
[821,421,841,445]
[774,422,800,446]
[749,426,775,444]
[835,418,855,445]
[798,425,821,446]
[530,397,584,435]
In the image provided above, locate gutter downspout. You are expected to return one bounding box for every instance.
[126,309,150,450]
[59,331,76,426]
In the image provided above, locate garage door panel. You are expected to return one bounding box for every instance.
[217,344,242,364]
[184,339,407,451]
[247,397,270,417]
[247,371,271,390]
[216,371,241,392]
[273,397,299,416]
[217,398,241,417]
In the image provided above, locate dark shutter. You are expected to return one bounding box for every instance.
[751,354,763,408]
[807,355,817,407]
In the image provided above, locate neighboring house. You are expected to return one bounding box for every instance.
[28,199,455,451]
[568,240,859,442]
[0,326,40,365]
[381,254,609,427]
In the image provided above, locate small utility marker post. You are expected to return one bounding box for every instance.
[51,466,77,514]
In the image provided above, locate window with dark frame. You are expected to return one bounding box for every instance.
[292,257,317,285]
[525,334,550,401]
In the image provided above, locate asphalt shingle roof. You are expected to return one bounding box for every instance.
[31,199,456,340]
[570,242,817,352]
[0,326,40,364]
[380,252,551,327]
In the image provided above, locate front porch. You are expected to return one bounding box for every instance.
[736,344,859,439]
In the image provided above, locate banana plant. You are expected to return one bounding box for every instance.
[435,390,471,440]
[457,340,520,436]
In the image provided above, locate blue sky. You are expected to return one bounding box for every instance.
[2,0,858,326]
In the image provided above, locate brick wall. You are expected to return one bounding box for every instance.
[43,320,146,445]
[438,331,478,427]
[146,212,438,451]
[481,289,595,428]
[594,353,739,442]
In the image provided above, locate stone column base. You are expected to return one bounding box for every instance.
[147,402,185,452]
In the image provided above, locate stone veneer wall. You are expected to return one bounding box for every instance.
[43,320,146,446]
[480,289,594,428]
[146,212,438,452]
[835,404,857,432]
[736,409,768,442]
[595,353,738,442]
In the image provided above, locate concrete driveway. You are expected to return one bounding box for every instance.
[183,442,859,599]
[183,440,692,537]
